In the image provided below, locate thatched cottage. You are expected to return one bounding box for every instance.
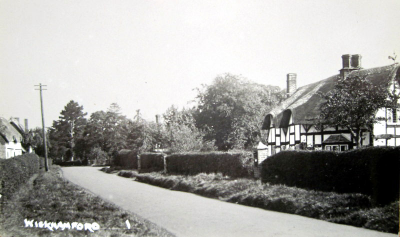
[0,117,27,159]
[261,55,400,158]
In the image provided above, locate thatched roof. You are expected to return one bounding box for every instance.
[0,117,23,143]
[263,63,400,129]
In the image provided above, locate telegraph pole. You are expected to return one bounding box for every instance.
[35,83,49,171]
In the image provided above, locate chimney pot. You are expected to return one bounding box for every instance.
[340,54,362,79]
[342,54,351,68]
[351,54,362,68]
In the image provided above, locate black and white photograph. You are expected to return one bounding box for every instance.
[0,0,399,236]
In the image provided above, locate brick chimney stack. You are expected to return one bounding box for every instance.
[340,54,362,79]
[24,119,29,133]
[286,73,297,98]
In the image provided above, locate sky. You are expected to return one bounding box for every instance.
[1,0,400,129]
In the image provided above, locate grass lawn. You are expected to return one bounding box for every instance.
[106,168,398,234]
[0,165,174,237]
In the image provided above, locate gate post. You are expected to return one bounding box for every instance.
[137,155,141,173]
[163,155,167,173]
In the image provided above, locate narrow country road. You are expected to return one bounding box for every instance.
[61,167,396,237]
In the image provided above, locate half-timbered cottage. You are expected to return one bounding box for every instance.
[261,55,400,158]
[0,117,25,159]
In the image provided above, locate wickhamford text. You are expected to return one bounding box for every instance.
[24,219,100,232]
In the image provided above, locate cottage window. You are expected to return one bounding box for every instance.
[325,145,347,151]
[388,107,400,123]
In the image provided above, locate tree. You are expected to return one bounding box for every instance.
[126,119,165,153]
[23,127,51,157]
[49,100,87,161]
[163,106,207,152]
[103,103,128,157]
[319,74,390,148]
[87,147,109,165]
[83,110,108,153]
[194,74,284,150]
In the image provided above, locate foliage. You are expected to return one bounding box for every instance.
[194,74,284,150]
[260,147,400,205]
[139,153,165,172]
[0,166,174,237]
[113,170,397,233]
[87,147,109,165]
[319,74,389,147]
[114,149,138,169]
[125,119,164,154]
[82,104,132,162]
[0,153,41,201]
[163,106,209,153]
[46,73,284,162]
[166,151,254,178]
[49,101,87,161]
[329,201,399,233]
[23,127,51,157]
[82,111,107,153]
[103,103,129,156]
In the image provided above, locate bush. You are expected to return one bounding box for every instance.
[55,160,83,166]
[328,201,399,233]
[112,169,397,233]
[113,149,138,169]
[139,153,165,172]
[0,153,41,201]
[166,151,254,178]
[261,147,400,205]
[87,147,109,165]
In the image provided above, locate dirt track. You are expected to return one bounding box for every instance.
[61,167,396,237]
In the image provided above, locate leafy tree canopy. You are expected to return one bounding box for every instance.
[194,74,284,150]
[163,105,212,153]
[319,74,391,148]
[49,100,87,160]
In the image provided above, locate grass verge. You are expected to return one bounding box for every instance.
[110,169,398,234]
[0,165,174,237]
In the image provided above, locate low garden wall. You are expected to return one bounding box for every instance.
[260,147,400,205]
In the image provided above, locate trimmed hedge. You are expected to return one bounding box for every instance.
[114,149,138,169]
[0,153,41,201]
[166,151,254,178]
[261,147,400,205]
[139,153,165,172]
[55,160,82,166]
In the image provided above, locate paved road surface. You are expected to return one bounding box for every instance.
[61,167,396,237]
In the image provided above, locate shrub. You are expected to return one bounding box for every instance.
[55,160,83,166]
[139,153,165,172]
[328,201,399,233]
[113,149,138,169]
[261,147,400,205]
[166,151,254,178]
[0,153,41,201]
[87,147,109,165]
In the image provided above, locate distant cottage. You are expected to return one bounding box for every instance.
[0,117,28,159]
[261,54,400,158]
